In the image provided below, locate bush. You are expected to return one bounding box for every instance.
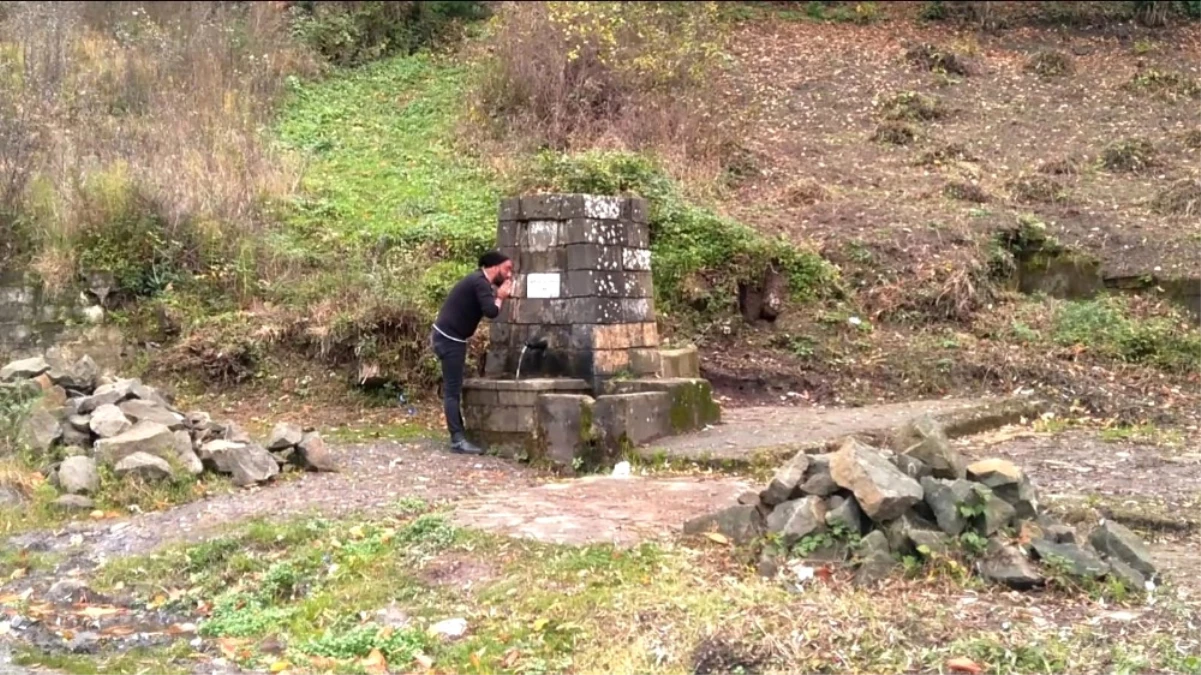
[1151,179,1201,216]
[1126,69,1201,101]
[1053,296,1201,372]
[290,1,488,67]
[877,91,947,121]
[522,151,837,325]
[872,121,918,146]
[475,2,732,170]
[1024,50,1074,78]
[1101,138,1157,173]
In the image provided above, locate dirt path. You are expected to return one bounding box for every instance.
[647,397,985,462]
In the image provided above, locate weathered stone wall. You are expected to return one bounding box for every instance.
[0,273,96,360]
[485,194,661,388]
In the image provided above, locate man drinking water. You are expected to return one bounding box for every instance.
[431,251,513,454]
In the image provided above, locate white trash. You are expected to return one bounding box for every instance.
[612,461,631,478]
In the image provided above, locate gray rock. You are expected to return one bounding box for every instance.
[798,454,839,496]
[737,491,761,507]
[756,550,781,578]
[297,432,338,472]
[48,356,99,392]
[130,381,172,409]
[1107,558,1148,591]
[57,456,99,495]
[1089,521,1156,578]
[61,445,88,457]
[921,476,975,535]
[829,438,923,522]
[892,413,966,479]
[118,399,185,430]
[46,578,90,603]
[1,356,50,381]
[266,422,303,450]
[1035,516,1077,544]
[891,453,932,481]
[761,452,809,506]
[853,530,896,587]
[173,430,204,476]
[92,379,137,403]
[766,496,828,547]
[884,512,940,554]
[910,530,953,556]
[66,631,100,654]
[75,387,126,415]
[204,440,279,486]
[115,452,174,481]
[977,540,1044,590]
[186,411,213,430]
[683,505,765,545]
[1030,539,1109,579]
[0,485,25,507]
[60,424,92,449]
[94,421,177,465]
[973,484,1016,535]
[53,494,95,511]
[20,406,62,454]
[67,414,92,432]
[825,494,865,534]
[89,404,132,438]
[968,458,1038,520]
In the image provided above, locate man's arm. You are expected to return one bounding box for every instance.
[475,274,500,319]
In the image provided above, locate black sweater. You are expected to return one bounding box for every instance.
[434,269,499,340]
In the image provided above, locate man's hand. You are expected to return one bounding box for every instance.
[495,278,513,306]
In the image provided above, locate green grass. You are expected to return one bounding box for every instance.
[1051,296,1201,372]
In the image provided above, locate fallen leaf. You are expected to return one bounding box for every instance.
[148,594,168,609]
[101,625,137,637]
[217,638,247,660]
[413,652,434,668]
[77,606,123,619]
[8,568,25,580]
[308,656,339,672]
[348,525,365,539]
[704,532,730,545]
[167,623,197,635]
[501,649,520,668]
[533,618,550,632]
[270,660,291,673]
[89,510,106,520]
[362,648,387,675]
[948,657,983,674]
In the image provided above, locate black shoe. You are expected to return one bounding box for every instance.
[450,438,484,455]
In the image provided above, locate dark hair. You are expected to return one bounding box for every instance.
[478,250,510,268]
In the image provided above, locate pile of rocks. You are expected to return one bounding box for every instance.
[685,414,1157,591]
[2,354,336,510]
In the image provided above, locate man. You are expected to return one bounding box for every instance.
[431,250,513,455]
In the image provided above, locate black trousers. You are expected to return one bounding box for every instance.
[431,330,468,439]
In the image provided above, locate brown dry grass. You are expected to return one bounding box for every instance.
[0,2,315,282]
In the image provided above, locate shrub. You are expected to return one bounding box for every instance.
[522,151,837,325]
[1007,174,1068,203]
[915,142,976,166]
[1151,178,1201,216]
[905,43,973,76]
[943,181,989,203]
[872,121,918,146]
[1024,50,1074,78]
[1101,138,1158,173]
[877,91,947,121]
[475,2,732,170]
[1126,69,1201,101]
[290,1,488,67]
[1053,296,1201,372]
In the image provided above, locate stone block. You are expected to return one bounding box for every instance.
[463,388,497,406]
[659,346,700,379]
[497,220,519,248]
[591,324,633,350]
[567,243,622,272]
[622,248,652,271]
[519,248,568,273]
[568,298,624,324]
[622,271,654,298]
[593,392,673,449]
[592,349,631,375]
[563,218,623,246]
[625,197,649,224]
[564,270,625,298]
[536,394,596,470]
[524,220,561,251]
[582,195,624,220]
[520,194,565,220]
[629,348,661,376]
[498,197,521,221]
[598,378,720,432]
[622,298,654,323]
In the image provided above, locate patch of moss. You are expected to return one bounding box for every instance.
[667,380,722,433]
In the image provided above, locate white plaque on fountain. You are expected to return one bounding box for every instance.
[526,273,561,299]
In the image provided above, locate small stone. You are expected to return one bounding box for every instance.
[53,494,95,511]
[853,530,895,587]
[61,424,92,449]
[66,631,100,654]
[0,485,25,507]
[130,381,172,409]
[266,422,303,450]
[46,579,90,603]
[892,413,966,479]
[976,540,1044,590]
[118,399,185,430]
[297,432,338,472]
[186,411,213,430]
[57,456,99,495]
[910,530,953,556]
[921,476,975,536]
[756,550,781,578]
[761,452,810,506]
[222,421,252,444]
[1089,521,1156,578]
[115,452,174,481]
[94,421,177,465]
[736,491,761,507]
[20,406,62,453]
[173,431,204,476]
[430,618,468,639]
[1,356,50,381]
[1030,539,1109,579]
[75,388,124,415]
[67,414,92,432]
[973,484,1016,535]
[683,505,765,545]
[967,459,1041,519]
[1036,515,1077,544]
[824,494,865,534]
[204,441,279,486]
[374,604,412,629]
[89,404,132,438]
[829,438,924,522]
[49,356,99,392]
[798,454,838,496]
[891,453,932,481]
[884,512,940,554]
[766,496,828,547]
[1107,558,1148,591]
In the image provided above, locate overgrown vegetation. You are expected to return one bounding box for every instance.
[290,1,488,67]
[1101,138,1158,173]
[1049,296,1201,372]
